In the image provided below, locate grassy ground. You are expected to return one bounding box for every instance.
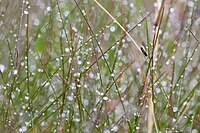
[0,0,200,132]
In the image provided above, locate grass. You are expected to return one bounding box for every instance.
[0,0,200,132]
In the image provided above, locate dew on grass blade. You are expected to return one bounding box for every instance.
[0,64,5,72]
[24,10,28,15]
[110,26,116,32]
[46,6,51,12]
[19,126,27,132]
[111,125,118,132]
[103,96,109,101]
[192,129,198,133]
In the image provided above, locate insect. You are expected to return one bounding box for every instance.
[140,46,148,57]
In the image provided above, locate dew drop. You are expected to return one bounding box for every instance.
[111,125,118,132]
[82,10,86,16]
[166,60,170,65]
[136,126,140,130]
[74,118,80,122]
[33,19,40,26]
[137,68,141,73]
[47,6,51,12]
[130,3,134,8]
[77,84,81,88]
[104,33,110,41]
[0,64,5,72]
[77,60,82,65]
[89,72,94,79]
[24,10,28,15]
[65,48,70,53]
[19,126,27,132]
[103,96,109,101]
[13,69,18,75]
[67,95,74,101]
[192,129,198,133]
[170,8,174,13]
[161,81,167,86]
[183,101,187,106]
[25,96,29,100]
[38,68,43,72]
[110,26,116,32]
[188,1,194,7]
[173,107,178,112]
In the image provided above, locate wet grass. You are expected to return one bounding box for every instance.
[0,0,200,132]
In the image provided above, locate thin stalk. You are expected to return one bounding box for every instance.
[94,0,146,57]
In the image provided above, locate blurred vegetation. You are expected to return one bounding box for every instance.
[0,0,200,132]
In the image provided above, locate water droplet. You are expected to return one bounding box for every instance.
[89,72,94,79]
[192,129,198,133]
[77,84,81,88]
[74,118,80,122]
[61,113,66,118]
[25,96,29,100]
[137,68,141,73]
[166,60,170,65]
[65,48,70,53]
[0,64,5,72]
[24,10,28,15]
[16,88,20,92]
[188,1,194,7]
[47,6,51,12]
[19,126,27,132]
[22,105,26,110]
[103,96,109,101]
[34,19,40,26]
[170,8,174,13]
[82,10,86,16]
[183,101,187,106]
[161,81,167,86]
[67,95,74,101]
[104,33,110,41]
[118,50,122,56]
[110,26,116,32]
[83,0,88,4]
[122,0,128,5]
[173,107,178,112]
[38,68,43,72]
[77,60,82,65]
[13,69,18,75]
[130,3,134,8]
